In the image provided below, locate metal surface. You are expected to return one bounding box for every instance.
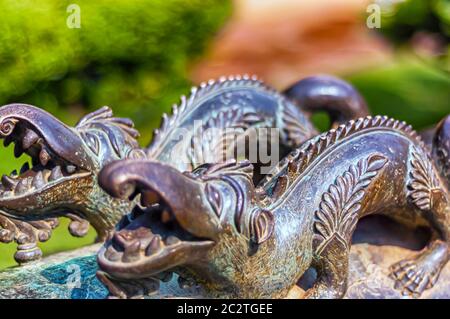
[97,115,450,299]
[2,230,450,299]
[0,75,368,264]
[0,105,142,263]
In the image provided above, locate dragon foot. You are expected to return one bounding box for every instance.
[389,241,448,297]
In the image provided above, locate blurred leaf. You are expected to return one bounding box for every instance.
[0,0,232,144]
[347,56,450,130]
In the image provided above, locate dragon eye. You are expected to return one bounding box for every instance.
[206,184,222,217]
[81,131,100,155]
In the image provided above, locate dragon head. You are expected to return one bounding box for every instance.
[0,104,145,237]
[97,159,275,294]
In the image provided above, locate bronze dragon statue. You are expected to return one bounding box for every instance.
[0,75,368,263]
[96,114,450,299]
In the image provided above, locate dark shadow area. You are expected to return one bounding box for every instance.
[297,215,432,291]
[352,215,431,250]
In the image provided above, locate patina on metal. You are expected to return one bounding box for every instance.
[0,74,369,264]
[97,115,450,299]
[3,217,450,299]
[283,74,369,126]
[145,74,369,176]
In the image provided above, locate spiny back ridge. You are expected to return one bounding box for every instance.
[146,74,285,157]
[256,116,424,204]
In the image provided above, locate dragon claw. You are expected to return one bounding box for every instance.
[389,250,445,298]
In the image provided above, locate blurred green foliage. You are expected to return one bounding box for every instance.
[381,0,449,39]
[0,0,232,143]
[380,0,449,72]
[347,56,449,130]
[367,0,449,129]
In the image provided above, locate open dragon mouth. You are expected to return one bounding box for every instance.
[97,188,214,279]
[0,125,90,205]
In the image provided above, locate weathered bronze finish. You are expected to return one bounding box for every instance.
[97,115,450,299]
[145,74,368,174]
[0,75,368,263]
[283,75,369,126]
[0,105,143,263]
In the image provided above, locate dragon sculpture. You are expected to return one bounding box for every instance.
[0,75,368,263]
[96,114,450,299]
[0,105,143,262]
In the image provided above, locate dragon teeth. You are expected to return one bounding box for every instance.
[122,240,141,263]
[39,149,51,166]
[65,165,76,174]
[15,179,28,195]
[145,235,163,256]
[32,171,45,189]
[20,162,30,174]
[2,175,18,190]
[49,166,62,181]
[22,129,39,149]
